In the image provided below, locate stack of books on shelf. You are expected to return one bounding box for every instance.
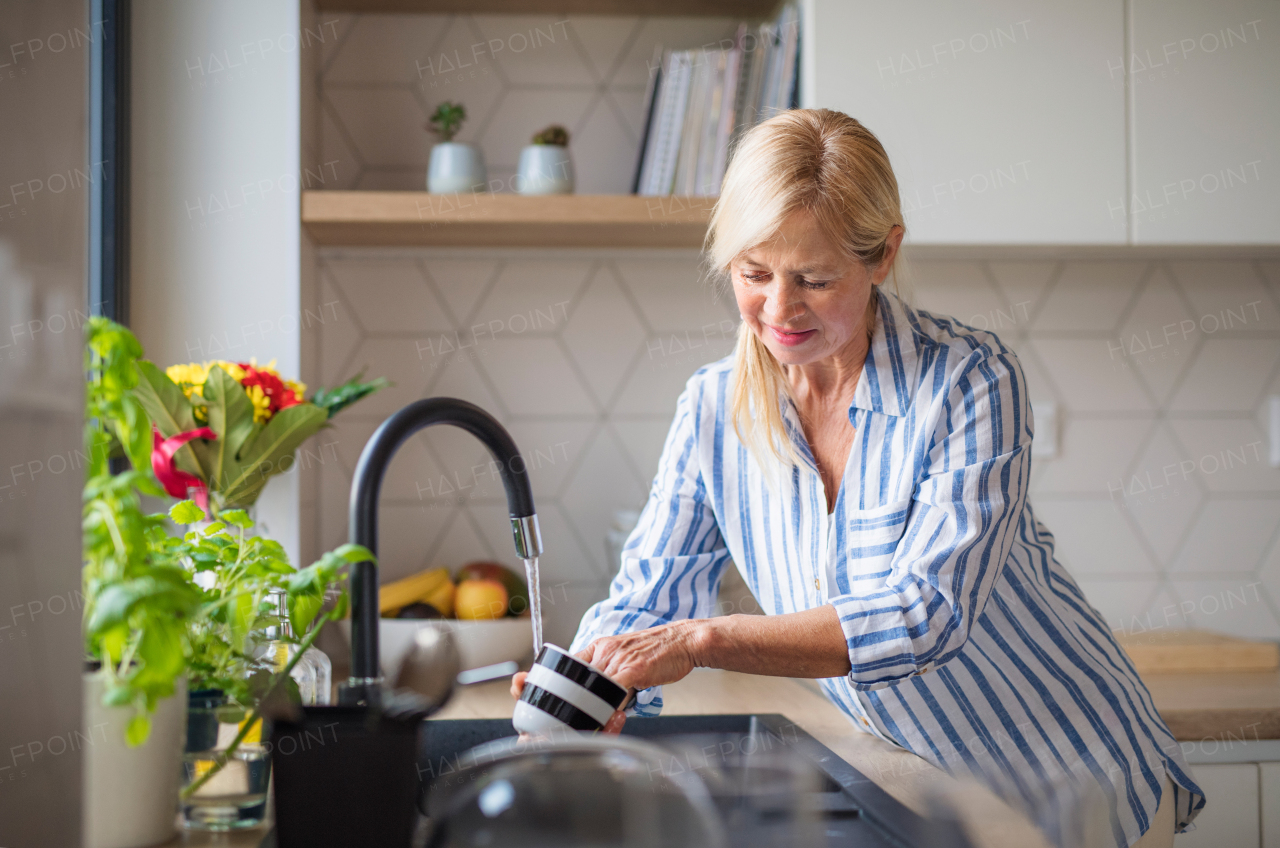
[632,3,801,198]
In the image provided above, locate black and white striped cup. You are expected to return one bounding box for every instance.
[513,644,629,734]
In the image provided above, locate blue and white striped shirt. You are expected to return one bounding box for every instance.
[571,290,1204,846]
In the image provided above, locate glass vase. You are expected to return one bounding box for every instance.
[180,690,272,830]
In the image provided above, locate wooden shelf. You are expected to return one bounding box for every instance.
[302,191,715,248]
[315,0,778,16]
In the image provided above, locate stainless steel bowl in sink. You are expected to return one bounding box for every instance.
[423,733,726,848]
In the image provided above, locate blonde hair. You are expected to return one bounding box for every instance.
[705,109,905,469]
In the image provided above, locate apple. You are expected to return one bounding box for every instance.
[457,561,528,617]
[455,579,509,621]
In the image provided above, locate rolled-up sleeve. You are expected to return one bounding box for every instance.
[569,377,732,716]
[828,349,1032,689]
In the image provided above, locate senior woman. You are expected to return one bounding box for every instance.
[510,109,1203,847]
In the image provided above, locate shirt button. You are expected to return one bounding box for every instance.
[860,717,870,727]
[814,578,820,590]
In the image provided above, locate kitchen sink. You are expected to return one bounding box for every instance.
[261,709,970,848]
[418,713,970,848]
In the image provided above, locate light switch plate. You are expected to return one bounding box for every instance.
[1031,401,1058,459]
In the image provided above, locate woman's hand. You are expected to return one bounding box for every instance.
[508,621,704,735]
[576,621,702,693]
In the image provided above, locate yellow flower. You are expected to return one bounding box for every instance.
[166,360,248,415]
[166,362,211,407]
[245,384,272,424]
[165,362,209,387]
[209,360,246,382]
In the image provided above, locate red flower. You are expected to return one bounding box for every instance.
[237,362,303,417]
[152,426,217,505]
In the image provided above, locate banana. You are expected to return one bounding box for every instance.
[421,578,455,618]
[379,567,454,615]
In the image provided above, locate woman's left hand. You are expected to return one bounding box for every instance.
[576,619,702,694]
[508,620,704,735]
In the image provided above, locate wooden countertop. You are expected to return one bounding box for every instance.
[1144,670,1280,741]
[1114,629,1280,740]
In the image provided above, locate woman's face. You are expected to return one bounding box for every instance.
[731,211,898,369]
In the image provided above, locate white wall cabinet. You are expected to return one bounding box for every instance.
[1264,763,1280,848]
[802,0,1128,244]
[802,0,1279,245]
[1176,764,1260,847]
[1128,0,1280,244]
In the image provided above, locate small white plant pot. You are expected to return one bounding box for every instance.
[83,674,187,848]
[517,144,574,195]
[427,142,488,193]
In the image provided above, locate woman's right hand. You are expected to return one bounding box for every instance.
[509,670,629,735]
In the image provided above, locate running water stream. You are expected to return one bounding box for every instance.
[521,556,543,656]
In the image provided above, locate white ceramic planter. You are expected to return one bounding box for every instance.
[83,674,187,848]
[516,144,574,195]
[427,142,487,193]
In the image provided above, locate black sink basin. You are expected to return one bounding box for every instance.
[418,713,970,848]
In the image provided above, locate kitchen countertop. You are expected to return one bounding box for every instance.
[1142,670,1280,740]
[168,666,1280,848]
[172,668,1053,848]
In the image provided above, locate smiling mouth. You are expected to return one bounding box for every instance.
[766,325,817,347]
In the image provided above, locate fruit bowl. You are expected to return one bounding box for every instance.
[339,618,534,676]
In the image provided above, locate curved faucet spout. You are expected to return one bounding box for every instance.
[345,397,542,697]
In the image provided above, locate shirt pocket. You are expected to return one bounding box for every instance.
[835,496,913,590]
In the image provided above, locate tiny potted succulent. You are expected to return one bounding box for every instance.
[517,124,574,195]
[426,101,487,193]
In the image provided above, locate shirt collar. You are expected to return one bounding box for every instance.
[778,288,921,440]
[851,288,920,419]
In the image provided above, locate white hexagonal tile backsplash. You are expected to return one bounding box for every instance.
[1031,261,1148,333]
[305,248,1280,640]
[307,249,1280,640]
[323,14,450,85]
[306,10,1280,640]
[318,13,728,192]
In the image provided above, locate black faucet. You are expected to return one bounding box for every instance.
[340,397,542,705]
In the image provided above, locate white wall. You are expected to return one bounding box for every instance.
[131,0,303,561]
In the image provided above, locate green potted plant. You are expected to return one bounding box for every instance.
[82,317,203,848]
[426,101,487,193]
[81,320,374,842]
[517,124,574,195]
